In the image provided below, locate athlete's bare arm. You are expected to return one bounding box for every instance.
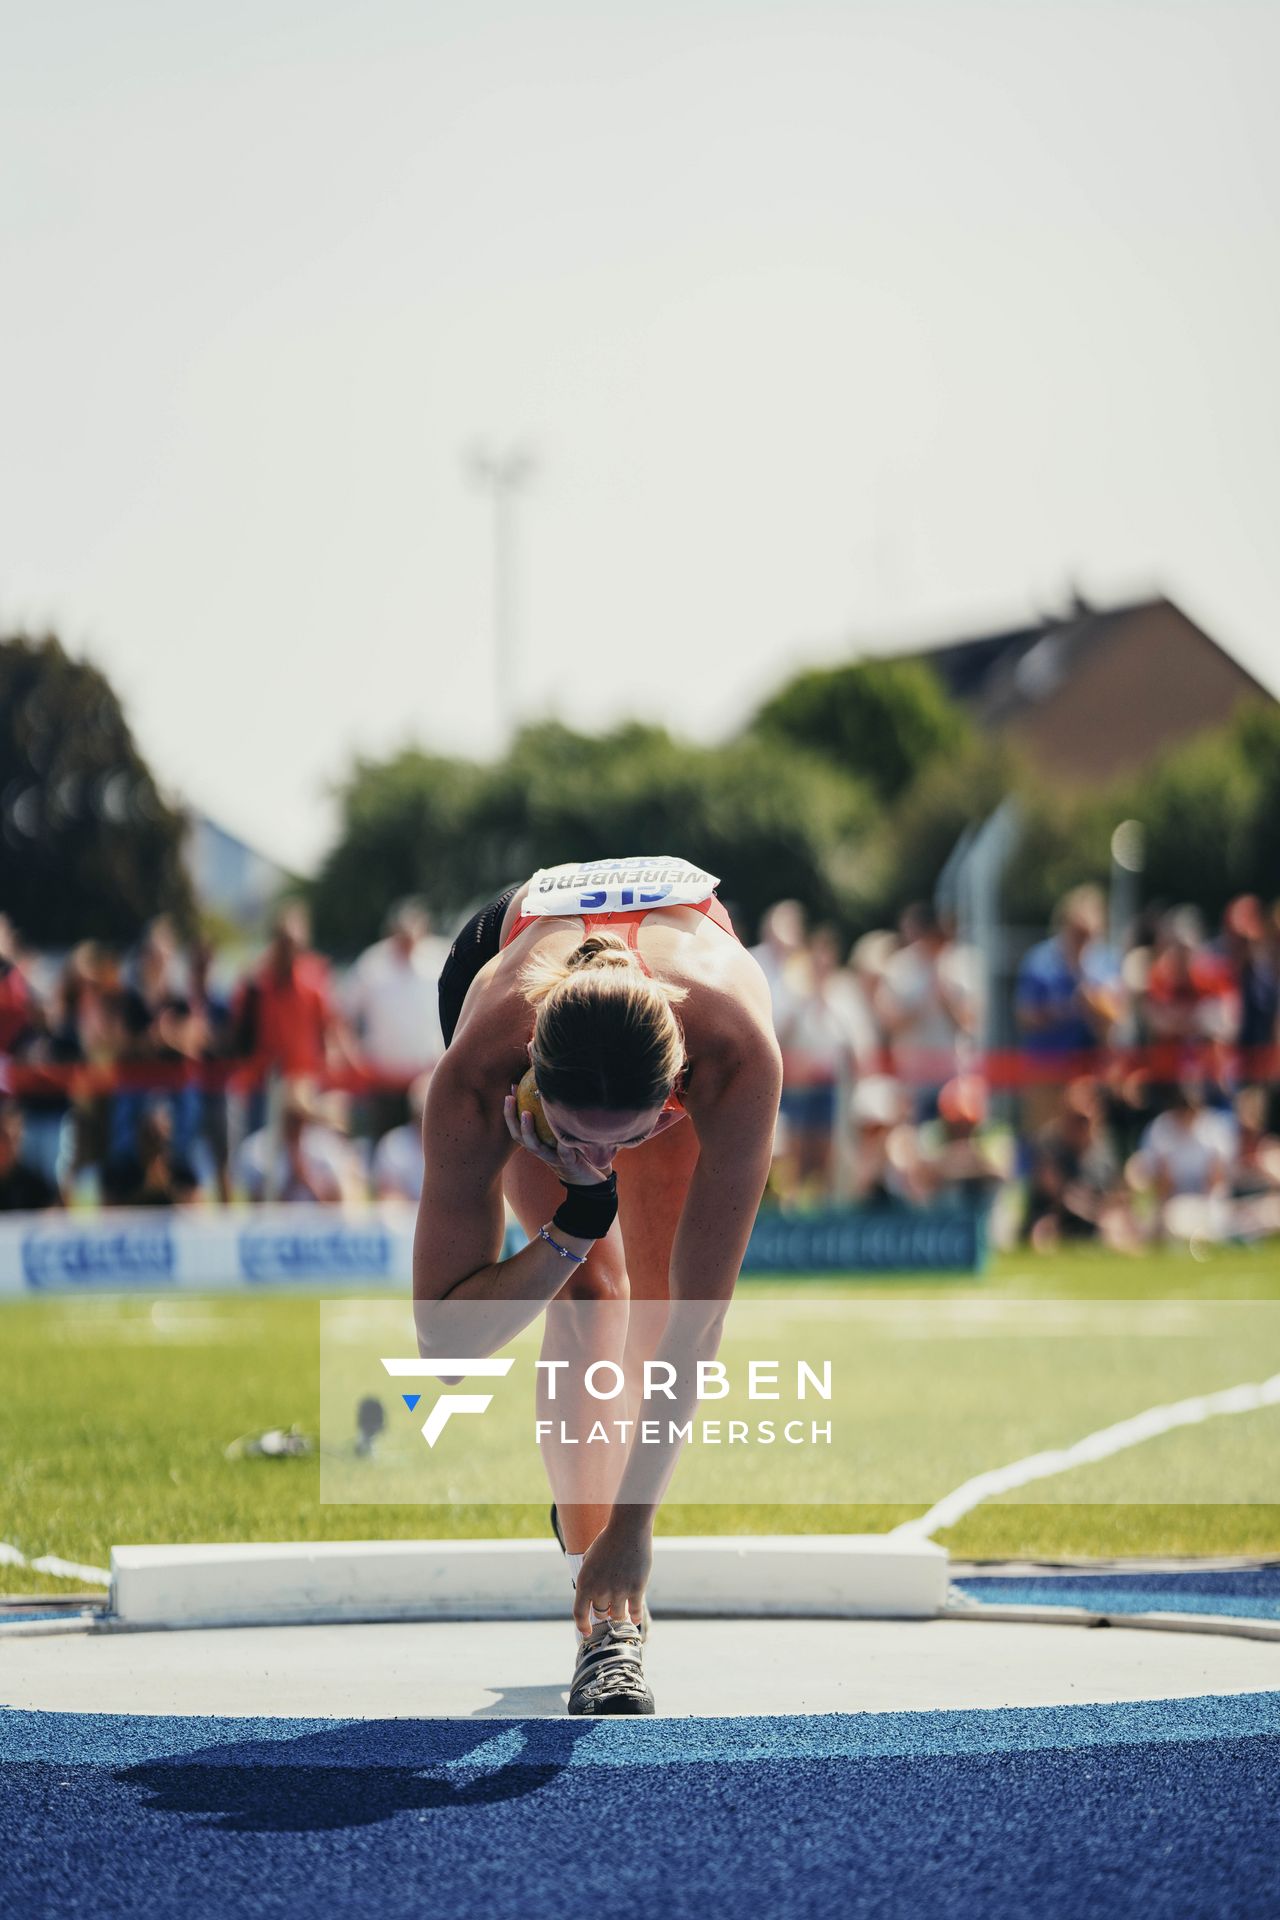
[672,985,783,1302]
[413,916,780,1359]
[411,1011,596,1357]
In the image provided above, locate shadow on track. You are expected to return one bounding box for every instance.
[117,1717,596,1834]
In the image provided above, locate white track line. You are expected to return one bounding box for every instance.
[892,1369,1280,1541]
[0,1540,110,1585]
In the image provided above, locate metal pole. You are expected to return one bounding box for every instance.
[493,478,513,731]
[466,445,537,747]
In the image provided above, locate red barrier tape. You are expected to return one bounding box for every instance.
[0,1058,423,1098]
[781,1040,1278,1093]
[1,1041,1274,1100]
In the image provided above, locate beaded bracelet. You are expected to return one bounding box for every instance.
[537,1223,587,1264]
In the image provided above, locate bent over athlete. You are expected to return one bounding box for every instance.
[414,857,781,1714]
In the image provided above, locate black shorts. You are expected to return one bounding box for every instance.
[438,883,523,1048]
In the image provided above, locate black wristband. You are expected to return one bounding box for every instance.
[552,1171,618,1241]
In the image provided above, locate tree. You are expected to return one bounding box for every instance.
[1089,701,1268,922]
[307,749,485,954]
[0,633,193,946]
[845,695,1280,939]
[308,721,875,953]
[749,657,972,802]
[1229,701,1280,903]
[846,740,1021,931]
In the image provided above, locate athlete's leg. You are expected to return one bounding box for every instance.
[503,1151,630,1554]
[615,1118,701,1302]
[505,1151,655,1700]
[505,1124,698,1557]
[615,1119,701,1410]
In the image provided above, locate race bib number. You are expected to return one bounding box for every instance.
[521,856,721,918]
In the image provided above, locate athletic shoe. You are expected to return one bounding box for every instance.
[567,1617,655,1716]
[551,1502,653,1642]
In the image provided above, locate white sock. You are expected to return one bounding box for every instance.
[566,1549,612,1629]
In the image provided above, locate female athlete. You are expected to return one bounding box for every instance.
[414,856,781,1714]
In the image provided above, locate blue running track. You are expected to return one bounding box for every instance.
[4,1692,1279,1920]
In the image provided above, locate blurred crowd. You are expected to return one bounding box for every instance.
[752,885,1280,1247]
[0,900,445,1212]
[3,881,1280,1249]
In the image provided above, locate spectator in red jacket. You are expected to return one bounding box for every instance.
[232,904,357,1094]
[1143,907,1238,1051]
[0,916,35,1055]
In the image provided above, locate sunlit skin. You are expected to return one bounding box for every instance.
[415,887,783,1637]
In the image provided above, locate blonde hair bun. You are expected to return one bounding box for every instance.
[522,928,686,1007]
[568,930,636,971]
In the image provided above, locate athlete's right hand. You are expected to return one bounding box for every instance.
[503,1093,614,1186]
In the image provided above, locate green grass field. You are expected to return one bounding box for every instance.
[2,1243,1278,1595]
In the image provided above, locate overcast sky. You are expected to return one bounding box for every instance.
[3,0,1277,871]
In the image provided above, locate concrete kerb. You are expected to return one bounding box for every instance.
[106,1534,950,1630]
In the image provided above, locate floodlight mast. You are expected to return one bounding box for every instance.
[466,444,538,747]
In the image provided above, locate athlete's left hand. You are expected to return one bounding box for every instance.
[572,1517,652,1635]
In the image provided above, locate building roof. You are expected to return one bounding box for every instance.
[897,594,1271,783]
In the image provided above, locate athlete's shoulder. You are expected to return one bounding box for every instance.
[674,931,778,1066]
[680,964,782,1118]
[666,908,769,996]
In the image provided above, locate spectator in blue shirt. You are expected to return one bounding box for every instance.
[1221,895,1278,1058]
[1016,886,1125,1135]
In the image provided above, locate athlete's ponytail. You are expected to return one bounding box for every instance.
[521,931,638,999]
[522,932,687,1111]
